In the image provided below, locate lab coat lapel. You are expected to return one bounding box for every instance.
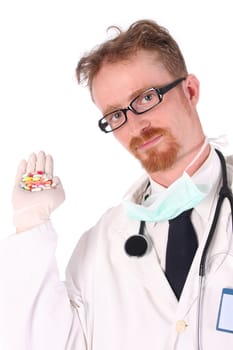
[175,197,232,318]
[115,216,178,318]
[120,174,178,307]
[132,242,178,307]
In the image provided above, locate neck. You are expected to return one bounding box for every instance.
[149,142,211,187]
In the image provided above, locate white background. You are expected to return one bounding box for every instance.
[0,0,233,277]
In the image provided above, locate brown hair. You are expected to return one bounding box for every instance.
[76,19,188,91]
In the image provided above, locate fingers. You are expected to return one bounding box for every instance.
[25,151,54,176]
[45,154,53,176]
[15,151,54,193]
[35,151,46,173]
[26,153,37,173]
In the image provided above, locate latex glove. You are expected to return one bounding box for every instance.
[12,151,65,233]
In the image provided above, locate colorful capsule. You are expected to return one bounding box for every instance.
[20,171,55,192]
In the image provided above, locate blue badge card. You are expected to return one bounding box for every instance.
[216,288,233,333]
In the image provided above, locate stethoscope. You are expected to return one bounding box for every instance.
[124,149,233,349]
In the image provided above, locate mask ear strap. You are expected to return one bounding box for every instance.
[143,180,151,201]
[185,137,209,172]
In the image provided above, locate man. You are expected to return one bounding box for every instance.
[0,19,233,350]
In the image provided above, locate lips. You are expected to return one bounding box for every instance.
[129,127,168,154]
[137,134,163,150]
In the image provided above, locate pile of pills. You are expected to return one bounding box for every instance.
[20,171,56,192]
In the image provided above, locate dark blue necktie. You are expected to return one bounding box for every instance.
[165,209,198,300]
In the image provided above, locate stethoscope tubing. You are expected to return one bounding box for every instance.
[199,149,233,277]
[197,149,233,350]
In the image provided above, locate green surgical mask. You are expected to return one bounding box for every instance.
[123,171,208,222]
[123,138,211,222]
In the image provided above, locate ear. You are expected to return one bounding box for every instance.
[183,74,200,105]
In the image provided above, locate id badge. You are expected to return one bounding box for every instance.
[216,288,233,333]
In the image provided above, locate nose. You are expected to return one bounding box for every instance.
[126,110,151,136]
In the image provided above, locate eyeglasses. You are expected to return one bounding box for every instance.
[98,77,186,133]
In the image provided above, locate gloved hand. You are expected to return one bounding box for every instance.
[12,151,65,233]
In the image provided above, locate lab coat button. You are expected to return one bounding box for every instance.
[176,320,187,333]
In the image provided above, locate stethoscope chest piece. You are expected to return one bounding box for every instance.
[124,233,149,257]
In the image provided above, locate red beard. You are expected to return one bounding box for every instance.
[129,127,180,173]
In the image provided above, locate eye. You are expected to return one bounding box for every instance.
[132,89,159,112]
[106,110,125,126]
[140,91,157,105]
[112,111,123,121]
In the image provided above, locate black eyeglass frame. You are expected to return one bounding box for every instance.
[98,77,186,133]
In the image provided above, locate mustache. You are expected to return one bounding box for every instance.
[129,127,169,151]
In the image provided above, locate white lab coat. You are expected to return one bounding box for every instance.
[1,156,233,350]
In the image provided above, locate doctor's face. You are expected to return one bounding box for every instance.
[92,50,202,175]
